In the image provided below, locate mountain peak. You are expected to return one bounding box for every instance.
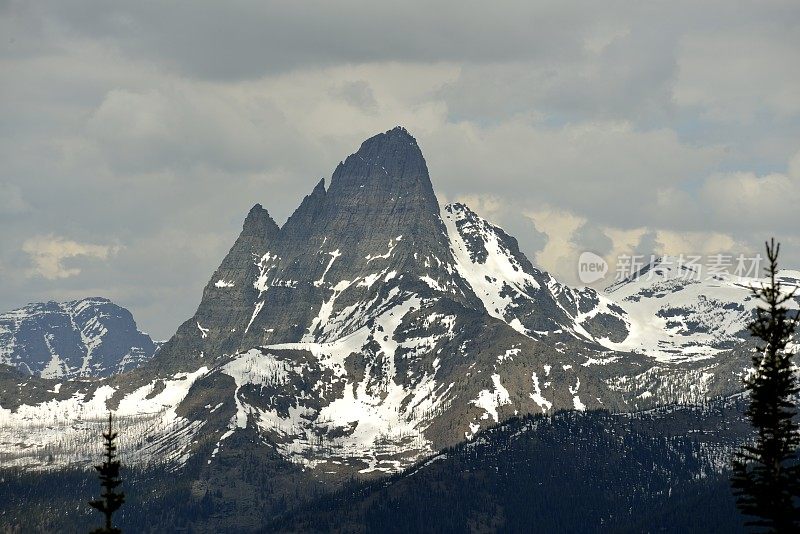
[328,127,428,194]
[242,203,279,238]
[386,125,414,139]
[359,125,420,154]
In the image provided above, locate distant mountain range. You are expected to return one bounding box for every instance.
[0,297,156,379]
[0,127,783,531]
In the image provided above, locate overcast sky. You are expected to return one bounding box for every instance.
[1,1,799,339]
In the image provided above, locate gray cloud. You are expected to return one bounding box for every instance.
[1,0,798,337]
[29,1,592,79]
[572,224,614,258]
[0,183,29,216]
[330,81,379,114]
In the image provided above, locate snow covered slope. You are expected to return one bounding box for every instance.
[0,364,206,469]
[0,298,156,379]
[442,202,630,345]
[599,258,799,362]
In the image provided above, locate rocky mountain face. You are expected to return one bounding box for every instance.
[131,126,645,475]
[0,298,156,379]
[154,127,477,372]
[0,127,780,486]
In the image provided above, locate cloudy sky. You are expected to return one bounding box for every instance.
[1,1,799,339]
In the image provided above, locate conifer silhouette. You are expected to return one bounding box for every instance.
[89,412,125,534]
[732,239,800,531]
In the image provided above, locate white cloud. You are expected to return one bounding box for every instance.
[521,205,746,285]
[603,227,649,263]
[22,236,120,280]
[694,150,800,232]
[654,230,741,257]
[525,207,585,280]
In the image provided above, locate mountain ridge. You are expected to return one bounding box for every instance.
[0,127,777,485]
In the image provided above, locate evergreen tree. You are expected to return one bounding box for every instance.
[89,412,125,534]
[732,238,800,531]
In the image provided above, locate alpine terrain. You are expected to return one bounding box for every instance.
[0,127,791,531]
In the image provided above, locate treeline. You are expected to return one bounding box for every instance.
[270,409,747,533]
[0,464,211,533]
[1,401,751,532]
[1,426,329,532]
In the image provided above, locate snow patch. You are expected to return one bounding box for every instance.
[314,250,342,287]
[530,372,552,412]
[471,374,511,423]
[245,301,264,334]
[197,322,209,339]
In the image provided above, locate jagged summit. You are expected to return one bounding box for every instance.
[150,128,455,371]
[242,203,279,238]
[273,127,448,298]
[387,124,413,136]
[281,178,327,239]
[282,127,437,238]
[327,126,434,204]
[311,177,326,194]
